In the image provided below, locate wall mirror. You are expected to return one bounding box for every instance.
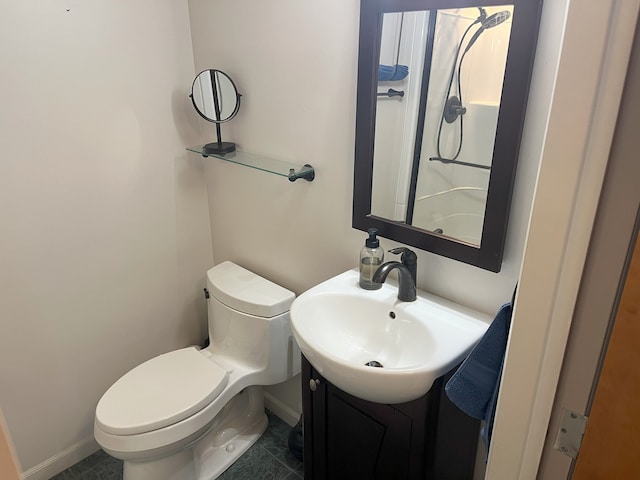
[353,0,542,272]
[190,69,241,155]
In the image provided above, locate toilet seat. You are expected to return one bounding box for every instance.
[96,347,229,436]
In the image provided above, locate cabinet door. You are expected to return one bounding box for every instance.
[301,355,479,479]
[302,356,433,480]
[324,381,415,479]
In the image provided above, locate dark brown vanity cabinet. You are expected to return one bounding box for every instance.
[301,355,480,480]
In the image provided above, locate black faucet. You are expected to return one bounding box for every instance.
[372,248,418,302]
[389,247,417,285]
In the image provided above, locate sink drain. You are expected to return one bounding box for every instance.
[365,360,384,368]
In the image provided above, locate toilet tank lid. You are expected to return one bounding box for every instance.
[207,261,295,317]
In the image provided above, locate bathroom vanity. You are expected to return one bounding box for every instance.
[290,269,491,479]
[301,355,480,479]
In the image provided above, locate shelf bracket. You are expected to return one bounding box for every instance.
[288,164,315,182]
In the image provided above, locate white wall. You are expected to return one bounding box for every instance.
[188,0,530,313]
[1,0,621,477]
[0,1,212,478]
[188,0,540,419]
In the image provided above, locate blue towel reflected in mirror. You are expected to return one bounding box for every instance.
[378,64,409,81]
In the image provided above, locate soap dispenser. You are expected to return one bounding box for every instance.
[359,228,384,290]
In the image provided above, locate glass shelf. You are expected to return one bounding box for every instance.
[186,145,315,182]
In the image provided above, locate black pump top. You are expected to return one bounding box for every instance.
[365,228,380,248]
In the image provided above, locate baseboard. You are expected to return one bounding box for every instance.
[21,436,99,480]
[264,391,301,427]
[20,397,298,479]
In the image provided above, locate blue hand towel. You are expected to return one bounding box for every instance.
[378,64,409,81]
[445,301,513,450]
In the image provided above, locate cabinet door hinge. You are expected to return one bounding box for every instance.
[553,408,588,459]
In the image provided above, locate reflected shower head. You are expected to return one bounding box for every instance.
[482,10,511,29]
[465,10,511,52]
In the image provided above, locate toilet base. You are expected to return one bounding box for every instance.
[122,387,268,480]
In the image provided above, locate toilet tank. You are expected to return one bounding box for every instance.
[206,261,299,384]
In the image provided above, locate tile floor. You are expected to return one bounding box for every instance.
[50,411,303,480]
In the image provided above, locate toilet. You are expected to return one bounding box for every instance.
[94,261,299,480]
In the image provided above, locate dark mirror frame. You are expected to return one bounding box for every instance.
[353,0,543,272]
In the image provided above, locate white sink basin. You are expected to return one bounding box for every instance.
[290,269,490,404]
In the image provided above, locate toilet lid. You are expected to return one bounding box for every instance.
[95,347,229,435]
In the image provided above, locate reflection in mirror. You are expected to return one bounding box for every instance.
[372,6,513,246]
[190,69,241,154]
[353,0,543,272]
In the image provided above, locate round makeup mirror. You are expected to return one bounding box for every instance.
[190,69,241,154]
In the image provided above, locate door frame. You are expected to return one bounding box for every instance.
[535,16,640,478]
[485,1,640,478]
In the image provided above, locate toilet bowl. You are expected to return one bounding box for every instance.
[94,261,299,480]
